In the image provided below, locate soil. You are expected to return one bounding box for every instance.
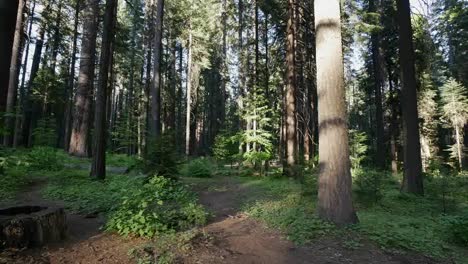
[0,176,445,264]
[0,178,144,264]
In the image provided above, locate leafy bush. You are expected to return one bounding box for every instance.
[32,117,58,147]
[349,129,368,170]
[212,132,239,165]
[353,169,385,204]
[44,170,141,213]
[185,158,213,178]
[107,176,207,237]
[447,213,468,246]
[26,147,63,171]
[143,134,179,177]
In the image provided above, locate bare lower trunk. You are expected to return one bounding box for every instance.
[69,0,99,157]
[149,0,165,137]
[91,0,118,179]
[285,0,297,176]
[315,0,358,225]
[4,0,25,147]
[455,125,463,171]
[397,0,424,195]
[185,31,193,157]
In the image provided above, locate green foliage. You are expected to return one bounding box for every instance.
[353,169,385,204]
[44,169,140,213]
[212,132,239,164]
[440,78,468,168]
[107,176,207,237]
[448,213,468,247]
[184,157,213,178]
[26,147,63,171]
[243,177,334,244]
[32,117,58,147]
[349,130,368,170]
[143,134,179,177]
[0,149,29,200]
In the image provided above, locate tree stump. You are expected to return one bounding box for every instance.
[0,205,67,248]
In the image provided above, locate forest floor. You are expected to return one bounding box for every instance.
[0,172,445,264]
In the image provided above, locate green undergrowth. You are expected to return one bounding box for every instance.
[200,165,468,263]
[43,169,142,213]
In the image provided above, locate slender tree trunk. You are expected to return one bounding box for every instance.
[397,0,424,195]
[185,30,193,156]
[64,0,81,151]
[285,0,297,176]
[69,0,99,157]
[91,0,118,179]
[315,0,358,225]
[150,0,165,137]
[4,0,25,147]
[369,0,386,169]
[13,0,36,147]
[0,0,18,115]
[389,78,399,175]
[455,125,463,171]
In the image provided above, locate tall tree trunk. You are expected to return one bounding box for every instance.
[149,0,165,137]
[315,0,358,225]
[91,0,118,179]
[0,0,18,115]
[69,0,99,157]
[4,0,25,147]
[285,0,297,176]
[397,0,424,195]
[185,30,193,156]
[64,0,81,151]
[369,0,386,169]
[13,0,36,147]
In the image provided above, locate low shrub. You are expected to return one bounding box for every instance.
[143,135,179,177]
[26,147,63,171]
[185,158,213,178]
[106,176,207,237]
[447,213,468,246]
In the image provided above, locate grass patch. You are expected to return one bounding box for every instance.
[43,169,142,214]
[209,168,468,262]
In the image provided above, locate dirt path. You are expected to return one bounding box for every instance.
[1,176,444,264]
[182,177,442,264]
[0,178,143,264]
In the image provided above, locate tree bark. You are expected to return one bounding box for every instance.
[0,0,18,114]
[64,0,81,151]
[91,0,118,179]
[69,0,99,157]
[369,0,386,169]
[285,0,297,176]
[185,30,193,156]
[149,0,165,137]
[315,0,358,225]
[397,0,424,195]
[13,0,36,147]
[3,0,25,147]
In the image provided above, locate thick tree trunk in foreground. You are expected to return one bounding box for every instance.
[69,0,99,157]
[149,0,165,138]
[91,0,118,179]
[396,0,424,195]
[3,0,25,147]
[285,0,297,176]
[315,0,358,225]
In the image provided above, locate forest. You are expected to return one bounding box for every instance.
[0,0,467,263]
